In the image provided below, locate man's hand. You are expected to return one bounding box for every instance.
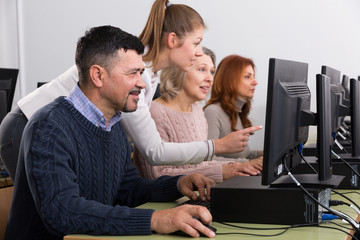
[177,173,215,201]
[151,204,215,238]
[214,126,262,154]
[222,162,260,180]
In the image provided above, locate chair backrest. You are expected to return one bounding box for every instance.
[37,82,48,88]
[0,186,13,240]
[0,91,7,124]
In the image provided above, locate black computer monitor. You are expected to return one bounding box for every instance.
[262,58,342,188]
[315,74,334,180]
[342,75,350,102]
[321,66,348,133]
[0,68,19,123]
[262,58,311,185]
[350,78,360,157]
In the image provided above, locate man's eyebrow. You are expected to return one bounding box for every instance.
[126,67,145,73]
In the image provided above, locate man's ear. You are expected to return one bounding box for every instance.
[167,32,178,49]
[89,65,105,88]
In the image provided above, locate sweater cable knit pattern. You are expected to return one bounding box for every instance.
[5,97,183,240]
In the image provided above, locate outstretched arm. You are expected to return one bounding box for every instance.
[121,95,213,166]
[122,98,261,166]
[213,126,262,154]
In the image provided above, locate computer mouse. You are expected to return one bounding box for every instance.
[172,218,217,237]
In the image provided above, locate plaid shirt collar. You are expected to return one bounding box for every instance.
[66,83,122,131]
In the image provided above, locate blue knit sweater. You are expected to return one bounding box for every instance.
[5,97,183,240]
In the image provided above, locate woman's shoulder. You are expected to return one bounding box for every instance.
[149,101,173,129]
[204,102,224,114]
[204,102,231,124]
[150,100,167,115]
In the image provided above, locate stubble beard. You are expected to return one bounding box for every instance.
[122,94,138,113]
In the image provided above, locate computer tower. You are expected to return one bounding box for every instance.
[292,156,360,189]
[210,176,330,225]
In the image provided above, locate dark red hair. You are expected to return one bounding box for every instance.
[204,55,255,132]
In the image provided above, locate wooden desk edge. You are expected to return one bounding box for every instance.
[345,214,360,240]
[64,235,111,240]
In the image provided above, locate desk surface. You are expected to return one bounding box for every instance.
[0,177,12,189]
[64,191,359,240]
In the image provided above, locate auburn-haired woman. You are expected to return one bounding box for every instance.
[204,55,263,170]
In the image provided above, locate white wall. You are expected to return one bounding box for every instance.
[0,0,18,68]
[2,0,360,149]
[0,0,21,100]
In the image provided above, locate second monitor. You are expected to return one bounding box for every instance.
[262,58,343,188]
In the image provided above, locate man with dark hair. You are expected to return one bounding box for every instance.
[5,25,215,240]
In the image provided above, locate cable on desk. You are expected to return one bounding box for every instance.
[283,160,360,230]
[341,139,352,145]
[299,151,318,174]
[329,200,350,207]
[322,214,339,221]
[332,191,360,196]
[316,224,358,240]
[215,228,289,237]
[331,149,360,179]
[218,221,316,231]
[328,221,353,231]
[338,142,350,154]
[331,189,360,215]
[217,222,358,240]
[216,222,307,237]
[340,123,351,136]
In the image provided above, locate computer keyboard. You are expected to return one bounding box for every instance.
[176,197,211,211]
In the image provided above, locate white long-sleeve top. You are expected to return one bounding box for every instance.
[18,64,214,165]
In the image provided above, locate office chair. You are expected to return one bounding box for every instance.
[37,82,48,88]
[152,83,161,100]
[0,106,28,182]
[0,91,7,124]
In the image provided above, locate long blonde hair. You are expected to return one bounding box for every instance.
[139,0,205,66]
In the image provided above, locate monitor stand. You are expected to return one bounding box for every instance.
[270,174,344,189]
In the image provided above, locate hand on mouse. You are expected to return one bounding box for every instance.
[151,204,216,238]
